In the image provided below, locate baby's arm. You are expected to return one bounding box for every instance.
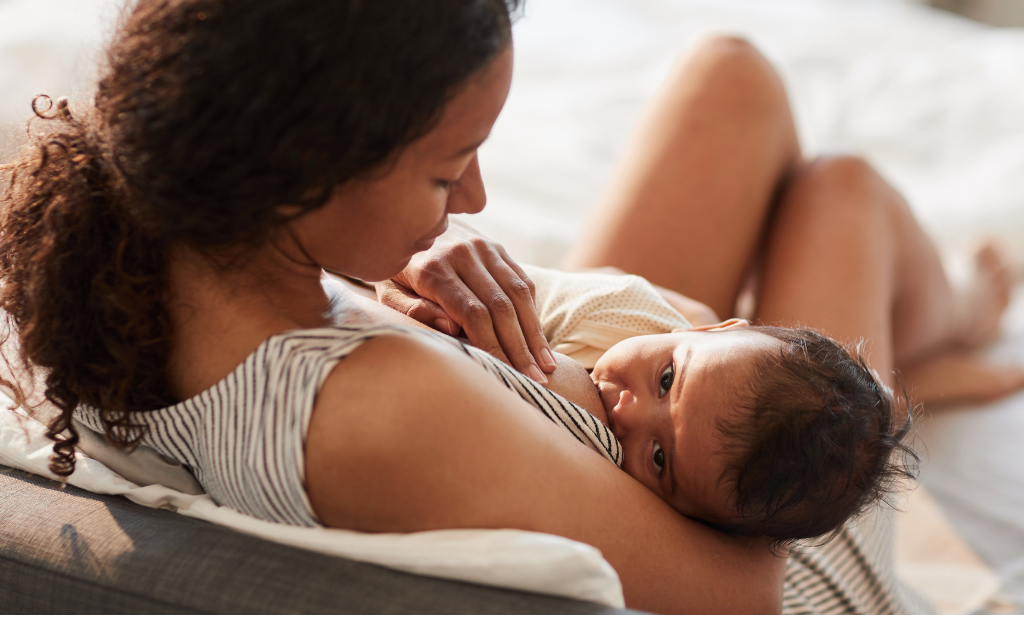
[650,285,720,327]
[582,266,720,327]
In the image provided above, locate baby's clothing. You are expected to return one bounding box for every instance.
[74,325,621,527]
[523,264,692,369]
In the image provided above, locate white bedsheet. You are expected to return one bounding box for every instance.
[3,0,1024,610]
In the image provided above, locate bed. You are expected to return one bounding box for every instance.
[2,0,1024,613]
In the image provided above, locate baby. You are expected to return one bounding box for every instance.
[522,264,914,545]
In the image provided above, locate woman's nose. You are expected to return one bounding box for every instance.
[447,155,486,215]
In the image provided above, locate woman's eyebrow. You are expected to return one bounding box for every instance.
[448,136,489,159]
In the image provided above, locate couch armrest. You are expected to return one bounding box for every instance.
[0,465,630,614]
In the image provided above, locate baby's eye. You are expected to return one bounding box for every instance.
[652,442,665,474]
[658,363,674,397]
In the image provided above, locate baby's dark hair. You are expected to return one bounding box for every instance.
[713,326,917,547]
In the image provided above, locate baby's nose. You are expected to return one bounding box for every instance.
[611,389,643,439]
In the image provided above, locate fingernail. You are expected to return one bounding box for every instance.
[434,318,452,335]
[528,364,548,385]
[540,347,558,371]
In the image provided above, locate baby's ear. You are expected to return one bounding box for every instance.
[681,318,751,333]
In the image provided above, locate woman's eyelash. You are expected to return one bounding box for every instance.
[436,178,460,191]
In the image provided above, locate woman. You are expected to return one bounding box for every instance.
[0,0,1017,614]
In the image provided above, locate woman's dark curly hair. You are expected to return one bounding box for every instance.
[0,0,522,477]
[712,326,918,549]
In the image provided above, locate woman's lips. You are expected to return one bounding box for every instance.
[414,217,449,251]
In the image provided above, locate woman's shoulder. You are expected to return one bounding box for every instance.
[303,328,512,525]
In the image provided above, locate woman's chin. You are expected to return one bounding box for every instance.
[340,257,414,283]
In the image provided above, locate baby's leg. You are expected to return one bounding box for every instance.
[755,155,1022,401]
[563,35,801,320]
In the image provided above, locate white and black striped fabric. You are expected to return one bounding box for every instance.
[782,505,933,615]
[74,325,621,527]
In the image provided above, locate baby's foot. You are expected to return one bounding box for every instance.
[951,243,1015,350]
[902,353,1024,408]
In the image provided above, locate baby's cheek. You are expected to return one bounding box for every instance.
[619,455,666,503]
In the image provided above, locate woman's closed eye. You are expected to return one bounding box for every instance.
[658,362,674,397]
[435,177,461,191]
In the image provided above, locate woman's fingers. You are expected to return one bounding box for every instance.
[418,260,537,379]
[379,218,555,383]
[453,255,554,382]
[498,251,557,374]
[375,280,462,337]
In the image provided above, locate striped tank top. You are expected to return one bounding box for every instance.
[73,325,621,527]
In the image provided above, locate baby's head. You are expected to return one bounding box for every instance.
[590,321,916,545]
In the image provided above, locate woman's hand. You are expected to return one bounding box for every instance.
[376,219,557,383]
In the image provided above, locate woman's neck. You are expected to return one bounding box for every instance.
[163,237,440,400]
[164,240,334,400]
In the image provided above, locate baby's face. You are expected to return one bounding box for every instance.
[590,327,781,523]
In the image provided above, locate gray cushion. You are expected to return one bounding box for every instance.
[0,465,629,614]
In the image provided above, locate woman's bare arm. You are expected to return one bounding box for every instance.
[304,333,784,614]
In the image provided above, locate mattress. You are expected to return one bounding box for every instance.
[3,0,1024,611]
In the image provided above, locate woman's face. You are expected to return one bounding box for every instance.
[283,47,515,281]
